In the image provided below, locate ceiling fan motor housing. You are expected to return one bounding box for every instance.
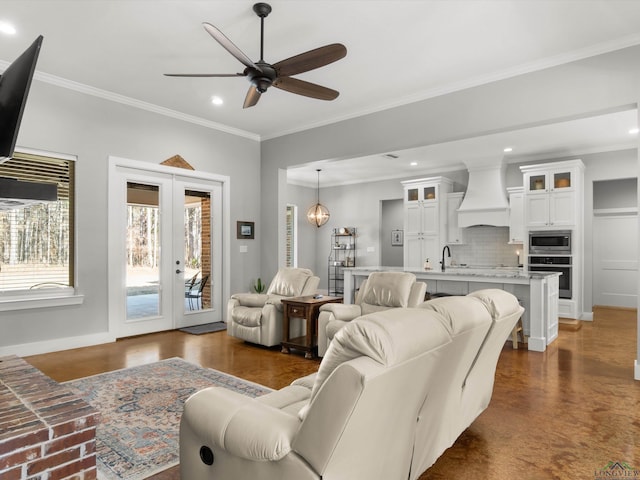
[246,63,276,92]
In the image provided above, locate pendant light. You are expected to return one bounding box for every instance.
[306,169,330,227]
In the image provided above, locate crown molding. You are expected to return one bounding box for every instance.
[262,33,640,140]
[3,32,640,143]
[0,60,261,142]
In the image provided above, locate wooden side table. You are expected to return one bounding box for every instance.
[281,295,343,358]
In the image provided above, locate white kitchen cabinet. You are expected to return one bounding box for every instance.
[520,159,584,323]
[546,275,560,343]
[447,192,465,244]
[406,202,438,236]
[404,182,438,204]
[344,267,560,352]
[468,281,499,293]
[435,280,469,295]
[521,161,583,229]
[525,190,575,228]
[405,233,439,270]
[401,177,452,269]
[507,187,524,244]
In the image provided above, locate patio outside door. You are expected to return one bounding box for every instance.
[110,165,223,338]
[174,177,222,329]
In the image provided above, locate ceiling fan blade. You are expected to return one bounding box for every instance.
[203,22,262,72]
[164,73,245,77]
[273,77,339,101]
[273,43,346,77]
[243,86,261,108]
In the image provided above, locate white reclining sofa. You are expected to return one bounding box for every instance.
[180,289,523,480]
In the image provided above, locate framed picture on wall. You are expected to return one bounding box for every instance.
[391,229,403,246]
[237,221,255,239]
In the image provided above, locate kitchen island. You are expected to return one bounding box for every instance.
[343,266,561,352]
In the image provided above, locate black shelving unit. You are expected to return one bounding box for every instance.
[328,227,356,296]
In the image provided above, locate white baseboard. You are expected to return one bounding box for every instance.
[0,332,116,358]
[580,311,594,321]
[635,360,640,381]
[527,336,547,352]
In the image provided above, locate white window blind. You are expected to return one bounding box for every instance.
[285,204,297,267]
[0,152,74,292]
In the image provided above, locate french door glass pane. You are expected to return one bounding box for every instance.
[126,182,161,320]
[184,189,211,312]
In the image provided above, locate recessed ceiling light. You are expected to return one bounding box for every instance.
[211,96,224,106]
[629,127,639,135]
[0,21,16,35]
[503,147,513,153]
[410,161,418,166]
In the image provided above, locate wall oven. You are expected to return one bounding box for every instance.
[528,255,572,299]
[529,230,571,254]
[528,230,572,299]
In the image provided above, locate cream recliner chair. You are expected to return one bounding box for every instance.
[316,271,426,356]
[227,268,320,347]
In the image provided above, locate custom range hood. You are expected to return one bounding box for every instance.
[457,158,509,228]
[0,177,57,210]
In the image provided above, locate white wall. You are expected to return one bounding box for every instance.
[1,80,261,354]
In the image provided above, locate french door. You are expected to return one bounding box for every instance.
[109,161,224,338]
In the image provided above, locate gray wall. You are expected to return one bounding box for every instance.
[381,199,404,267]
[1,80,261,351]
[594,177,637,209]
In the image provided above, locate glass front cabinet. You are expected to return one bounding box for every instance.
[401,177,453,269]
[521,161,584,229]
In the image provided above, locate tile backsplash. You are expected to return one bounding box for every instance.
[448,226,522,267]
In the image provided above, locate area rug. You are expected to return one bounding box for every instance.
[179,321,227,335]
[63,357,272,480]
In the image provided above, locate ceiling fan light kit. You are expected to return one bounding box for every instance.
[165,2,347,108]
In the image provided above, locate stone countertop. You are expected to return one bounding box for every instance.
[343,266,561,280]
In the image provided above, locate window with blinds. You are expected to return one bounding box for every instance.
[0,152,75,292]
[285,204,297,268]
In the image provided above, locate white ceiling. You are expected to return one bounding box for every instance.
[1,1,640,185]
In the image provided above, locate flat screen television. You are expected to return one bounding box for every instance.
[0,35,43,163]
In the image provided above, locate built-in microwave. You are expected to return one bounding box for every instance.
[528,230,571,254]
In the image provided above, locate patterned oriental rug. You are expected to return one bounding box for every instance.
[63,357,272,480]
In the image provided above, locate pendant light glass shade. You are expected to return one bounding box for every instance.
[307,203,330,227]
[307,169,330,227]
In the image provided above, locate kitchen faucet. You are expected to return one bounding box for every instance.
[441,245,451,272]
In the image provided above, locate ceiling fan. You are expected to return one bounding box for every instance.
[165,2,347,108]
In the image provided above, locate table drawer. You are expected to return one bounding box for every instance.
[287,305,306,317]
